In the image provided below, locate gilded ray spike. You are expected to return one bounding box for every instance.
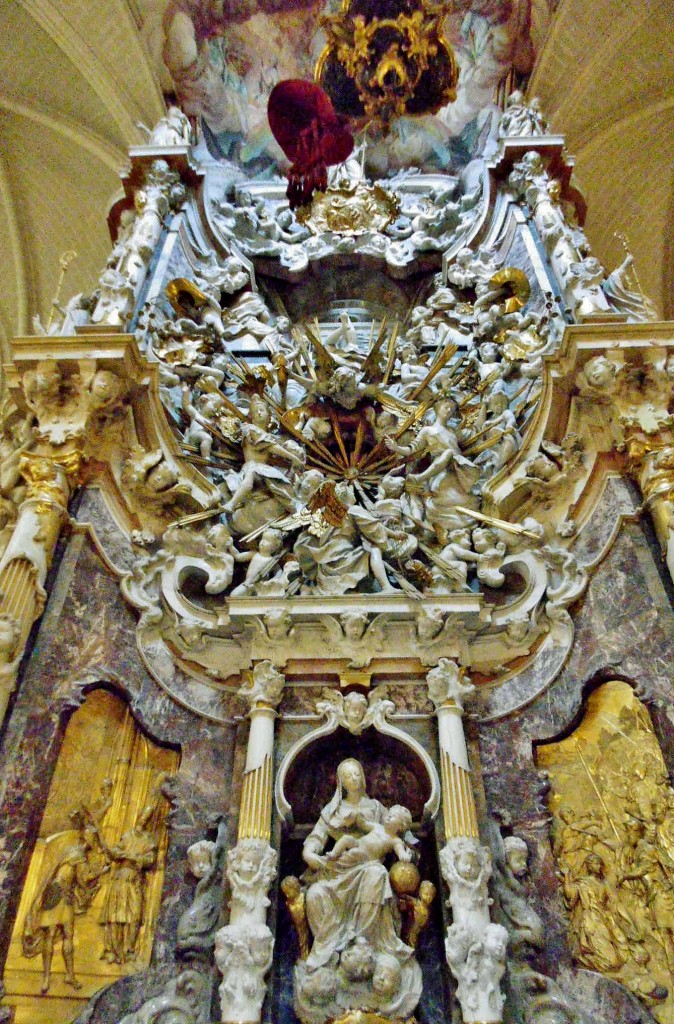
[408,341,457,401]
[326,407,350,468]
[293,329,319,381]
[382,322,400,385]
[451,505,542,540]
[350,417,366,467]
[303,322,338,379]
[172,506,228,527]
[361,318,391,381]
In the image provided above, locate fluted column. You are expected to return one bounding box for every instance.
[427,659,508,1024]
[433,666,479,843]
[236,678,278,847]
[0,450,78,720]
[215,661,284,1021]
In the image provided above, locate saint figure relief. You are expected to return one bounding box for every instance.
[21,810,108,994]
[100,816,158,964]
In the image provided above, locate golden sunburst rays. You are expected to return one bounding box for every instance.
[179,314,538,493]
[284,317,420,483]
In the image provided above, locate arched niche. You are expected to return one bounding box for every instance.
[282,728,433,831]
[2,687,180,1024]
[275,701,440,832]
[271,717,450,1024]
[536,680,674,1018]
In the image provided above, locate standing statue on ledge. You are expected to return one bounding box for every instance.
[289,757,424,1024]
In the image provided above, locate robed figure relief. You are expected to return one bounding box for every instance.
[284,758,429,1024]
[3,690,178,1024]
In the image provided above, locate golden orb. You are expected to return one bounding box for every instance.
[389,860,420,896]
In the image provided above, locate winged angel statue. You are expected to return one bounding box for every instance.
[136,247,575,606]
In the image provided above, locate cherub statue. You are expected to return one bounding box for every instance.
[224,396,305,514]
[281,875,311,960]
[390,341,430,400]
[181,382,227,459]
[472,527,507,587]
[177,820,227,956]
[435,529,479,592]
[122,448,185,506]
[326,805,413,868]
[399,880,436,948]
[226,840,277,917]
[229,529,284,597]
[146,105,192,147]
[499,90,548,137]
[387,400,480,543]
[445,247,477,290]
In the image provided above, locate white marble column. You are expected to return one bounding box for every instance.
[427,659,508,1024]
[215,661,284,1023]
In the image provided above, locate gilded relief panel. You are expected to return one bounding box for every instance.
[3,688,179,1024]
[538,681,674,1022]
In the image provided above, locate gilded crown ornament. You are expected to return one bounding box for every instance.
[316,0,458,128]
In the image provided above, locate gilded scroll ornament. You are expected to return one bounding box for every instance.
[316,0,458,127]
[538,681,674,1019]
[296,181,399,236]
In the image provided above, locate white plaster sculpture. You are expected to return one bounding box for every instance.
[223,396,305,515]
[227,839,277,919]
[426,657,475,710]
[214,662,283,1023]
[293,758,422,1024]
[147,105,192,147]
[441,837,508,1023]
[237,659,285,709]
[214,923,274,1024]
[315,687,395,736]
[498,91,548,137]
[93,160,185,326]
[208,174,484,279]
[603,254,657,322]
[508,152,611,320]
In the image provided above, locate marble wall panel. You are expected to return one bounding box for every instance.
[0,528,237,1021]
[477,521,674,1018]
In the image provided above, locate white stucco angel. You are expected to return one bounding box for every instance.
[224,396,305,514]
[474,386,522,473]
[386,399,480,542]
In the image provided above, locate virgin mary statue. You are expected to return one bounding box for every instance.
[293,758,423,1024]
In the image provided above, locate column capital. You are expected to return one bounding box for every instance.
[426,658,474,712]
[238,660,285,713]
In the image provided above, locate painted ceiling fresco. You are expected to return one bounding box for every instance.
[139,0,556,174]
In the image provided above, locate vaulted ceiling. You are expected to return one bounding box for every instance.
[1,0,672,355]
[0,0,164,353]
[529,0,674,320]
